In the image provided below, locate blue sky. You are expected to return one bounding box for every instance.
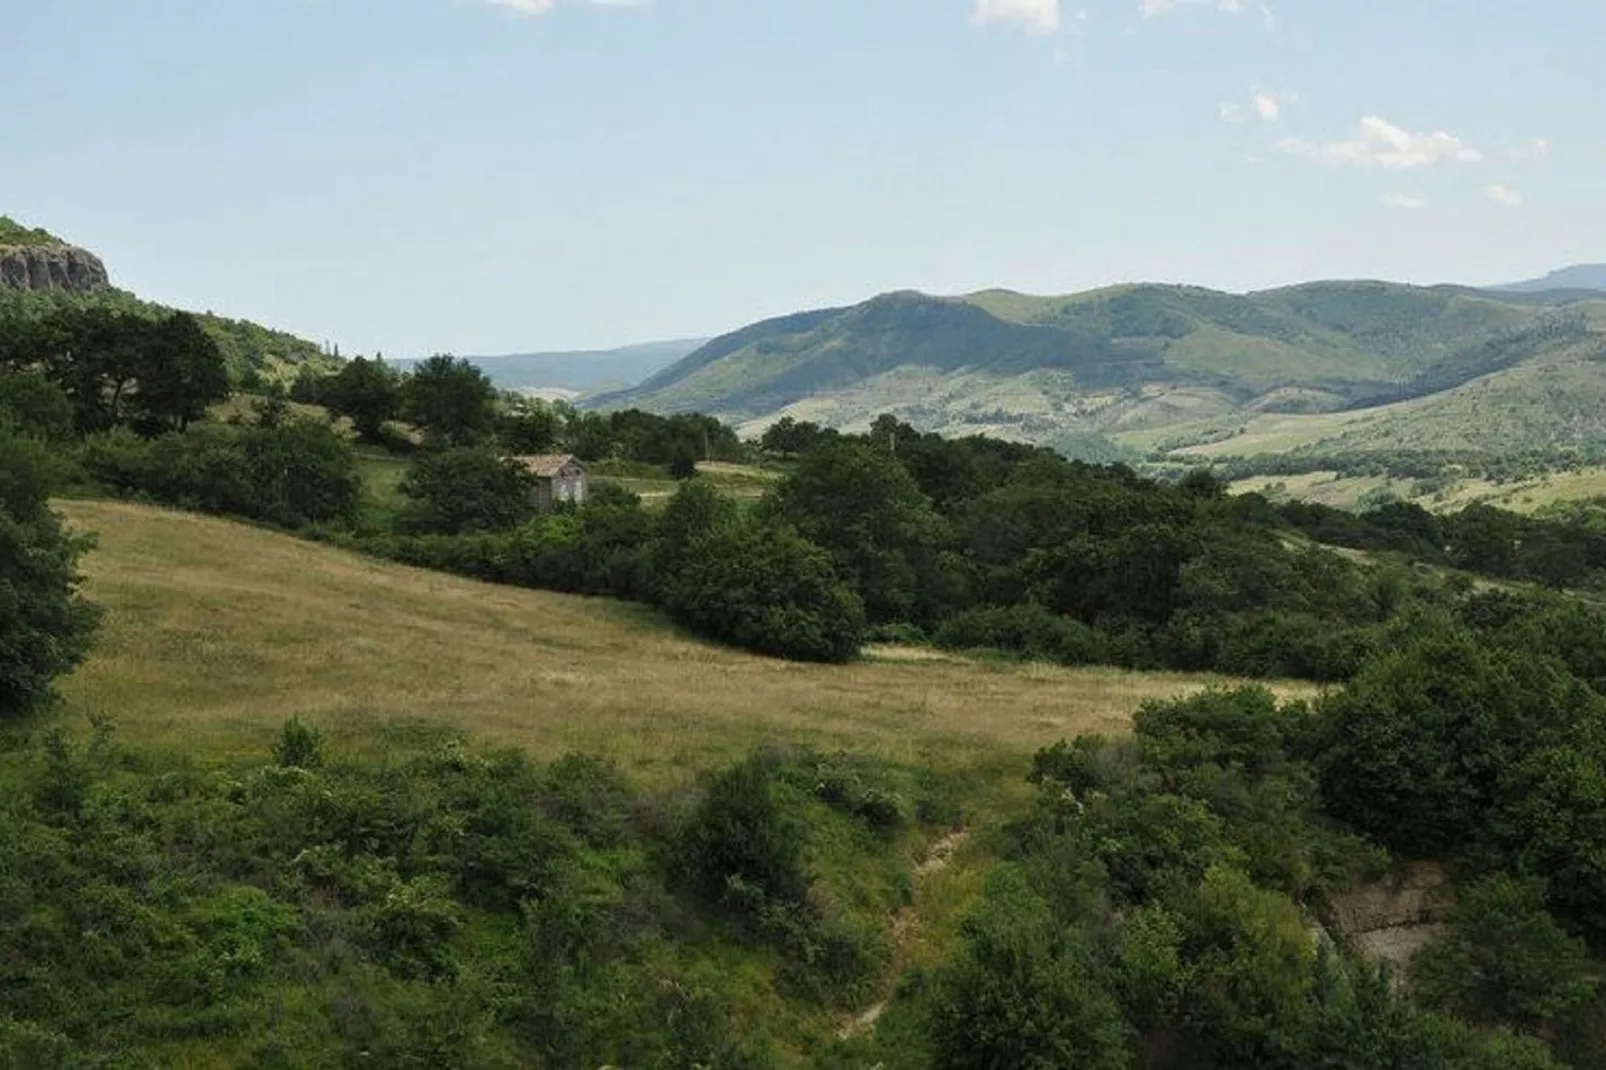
[7,0,1603,355]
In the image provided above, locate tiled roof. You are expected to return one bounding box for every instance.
[512,454,583,478]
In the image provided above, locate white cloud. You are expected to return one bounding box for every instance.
[1278,116,1483,169]
[1220,90,1286,124]
[973,0,1061,33]
[486,0,651,15]
[1142,0,1273,26]
[1506,137,1552,162]
[1484,183,1523,206]
[1381,193,1427,209]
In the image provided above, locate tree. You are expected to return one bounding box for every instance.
[402,355,498,446]
[134,312,230,433]
[763,440,949,624]
[323,356,401,444]
[1411,875,1596,1034]
[1310,628,1606,857]
[398,448,538,535]
[0,428,100,718]
[657,517,866,663]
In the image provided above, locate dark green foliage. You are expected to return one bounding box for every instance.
[397,447,537,534]
[657,517,866,663]
[1410,875,1596,1033]
[81,418,361,528]
[321,355,401,443]
[401,354,498,446]
[929,869,1131,1070]
[0,373,74,441]
[1311,628,1606,861]
[0,306,229,433]
[0,728,815,1067]
[274,717,323,769]
[0,429,99,718]
[765,439,951,624]
[933,604,1103,665]
[681,754,808,912]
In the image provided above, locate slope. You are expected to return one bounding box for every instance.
[593,281,1606,459]
[53,500,1282,781]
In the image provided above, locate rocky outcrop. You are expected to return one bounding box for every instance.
[1328,861,1455,978]
[0,243,110,293]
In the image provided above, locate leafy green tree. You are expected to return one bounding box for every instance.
[658,517,866,663]
[134,312,230,433]
[402,355,498,446]
[398,448,537,535]
[1310,628,1606,857]
[0,429,100,718]
[496,399,562,455]
[1411,875,1596,1034]
[323,356,401,444]
[929,868,1130,1070]
[763,440,949,624]
[681,754,809,913]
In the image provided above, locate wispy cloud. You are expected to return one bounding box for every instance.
[1505,137,1552,163]
[972,0,1062,34]
[1381,193,1427,209]
[1220,89,1287,124]
[486,0,651,16]
[1484,183,1523,206]
[1278,116,1483,169]
[1142,0,1274,28]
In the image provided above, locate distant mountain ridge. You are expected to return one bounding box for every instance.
[1493,264,1606,294]
[591,280,1606,462]
[393,338,707,397]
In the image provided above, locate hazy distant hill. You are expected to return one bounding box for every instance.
[394,339,707,398]
[591,281,1606,461]
[1494,264,1606,294]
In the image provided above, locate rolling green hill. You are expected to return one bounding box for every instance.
[593,281,1606,464]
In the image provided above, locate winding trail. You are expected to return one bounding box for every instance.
[839,829,971,1041]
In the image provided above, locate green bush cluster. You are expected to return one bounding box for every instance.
[876,685,1585,1070]
[81,420,361,528]
[0,724,945,1066]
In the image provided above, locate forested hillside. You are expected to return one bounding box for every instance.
[594,282,1606,469]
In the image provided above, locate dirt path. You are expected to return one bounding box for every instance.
[838,829,971,1041]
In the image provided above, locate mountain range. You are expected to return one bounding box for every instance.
[390,339,707,399]
[592,277,1606,464]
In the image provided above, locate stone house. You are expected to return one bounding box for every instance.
[514,454,588,511]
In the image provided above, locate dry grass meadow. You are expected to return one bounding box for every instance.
[53,500,1315,785]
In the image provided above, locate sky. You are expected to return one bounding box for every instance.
[7,0,1604,355]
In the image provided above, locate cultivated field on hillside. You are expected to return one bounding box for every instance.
[53,501,1309,784]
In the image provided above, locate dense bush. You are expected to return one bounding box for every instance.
[397,446,538,534]
[0,727,941,1065]
[81,418,361,528]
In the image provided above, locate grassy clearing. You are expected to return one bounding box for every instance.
[51,500,1311,788]
[1234,465,1606,515]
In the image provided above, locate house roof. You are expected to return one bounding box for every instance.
[512,453,584,478]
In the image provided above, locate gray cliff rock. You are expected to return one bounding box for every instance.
[0,243,111,293]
